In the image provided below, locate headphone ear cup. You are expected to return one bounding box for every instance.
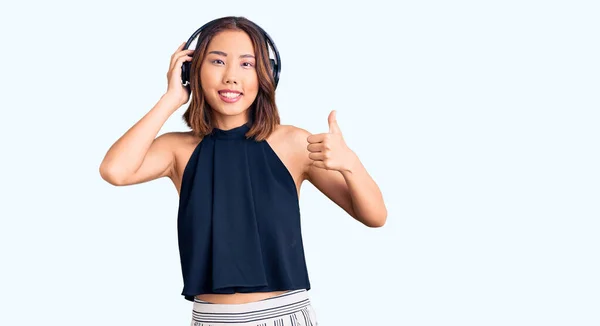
[181,61,191,90]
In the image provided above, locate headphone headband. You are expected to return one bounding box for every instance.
[181,18,281,91]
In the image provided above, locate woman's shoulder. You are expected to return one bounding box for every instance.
[268,124,312,171]
[270,124,311,143]
[161,130,200,145]
[267,124,311,154]
[159,130,201,160]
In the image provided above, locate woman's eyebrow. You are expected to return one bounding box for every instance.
[208,50,255,59]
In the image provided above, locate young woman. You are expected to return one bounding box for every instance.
[99,16,386,326]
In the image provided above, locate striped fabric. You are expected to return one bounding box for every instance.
[190,289,317,326]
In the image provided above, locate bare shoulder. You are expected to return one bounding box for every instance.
[168,131,202,189]
[148,130,188,148]
[163,130,199,147]
[268,124,304,140]
[144,130,201,193]
[268,124,310,152]
[156,130,199,159]
[267,124,312,181]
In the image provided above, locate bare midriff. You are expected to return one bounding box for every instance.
[195,290,289,304]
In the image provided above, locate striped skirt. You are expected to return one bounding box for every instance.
[190,289,318,326]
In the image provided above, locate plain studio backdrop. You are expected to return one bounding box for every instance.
[0,0,598,325]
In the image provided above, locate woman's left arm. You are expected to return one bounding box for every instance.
[303,111,387,228]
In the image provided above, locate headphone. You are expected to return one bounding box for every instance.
[181,18,281,92]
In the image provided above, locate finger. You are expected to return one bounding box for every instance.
[169,55,193,79]
[174,54,193,70]
[307,143,324,153]
[307,133,327,144]
[308,152,325,161]
[328,110,342,134]
[170,51,194,71]
[177,54,193,67]
[171,48,194,63]
[311,161,328,170]
[174,43,192,58]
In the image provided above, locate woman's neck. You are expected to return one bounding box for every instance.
[212,112,250,131]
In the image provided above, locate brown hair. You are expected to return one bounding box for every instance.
[182,16,280,141]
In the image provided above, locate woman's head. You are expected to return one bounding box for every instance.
[183,16,280,141]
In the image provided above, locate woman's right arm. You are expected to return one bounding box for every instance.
[99,42,194,186]
[99,93,182,186]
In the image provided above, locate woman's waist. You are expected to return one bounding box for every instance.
[191,289,312,324]
[195,290,289,304]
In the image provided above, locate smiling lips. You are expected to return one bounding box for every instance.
[218,89,243,103]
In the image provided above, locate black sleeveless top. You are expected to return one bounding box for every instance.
[176,122,311,301]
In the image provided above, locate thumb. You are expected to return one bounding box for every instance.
[328,110,342,134]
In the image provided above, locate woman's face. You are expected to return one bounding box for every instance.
[200,29,259,122]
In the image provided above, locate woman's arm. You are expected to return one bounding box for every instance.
[301,111,387,227]
[99,42,193,186]
[306,153,387,228]
[99,93,182,186]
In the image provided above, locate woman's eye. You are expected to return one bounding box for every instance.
[242,62,254,68]
[211,59,224,65]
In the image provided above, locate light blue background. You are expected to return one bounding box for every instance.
[1,0,598,325]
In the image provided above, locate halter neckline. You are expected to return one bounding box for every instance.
[210,123,251,140]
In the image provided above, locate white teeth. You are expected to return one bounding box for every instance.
[220,92,241,98]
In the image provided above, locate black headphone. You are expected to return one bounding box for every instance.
[181,18,281,92]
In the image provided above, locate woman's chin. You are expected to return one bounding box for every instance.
[212,104,251,117]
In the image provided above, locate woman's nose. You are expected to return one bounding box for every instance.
[223,66,238,84]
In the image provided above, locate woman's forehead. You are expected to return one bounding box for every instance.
[207,30,255,55]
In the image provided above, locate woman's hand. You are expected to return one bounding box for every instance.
[305,110,387,227]
[307,110,358,172]
[165,42,194,106]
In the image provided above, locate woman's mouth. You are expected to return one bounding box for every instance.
[218,91,242,103]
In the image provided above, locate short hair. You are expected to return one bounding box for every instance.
[182,16,280,141]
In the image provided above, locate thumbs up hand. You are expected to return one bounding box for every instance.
[307,110,357,172]
[327,109,342,134]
